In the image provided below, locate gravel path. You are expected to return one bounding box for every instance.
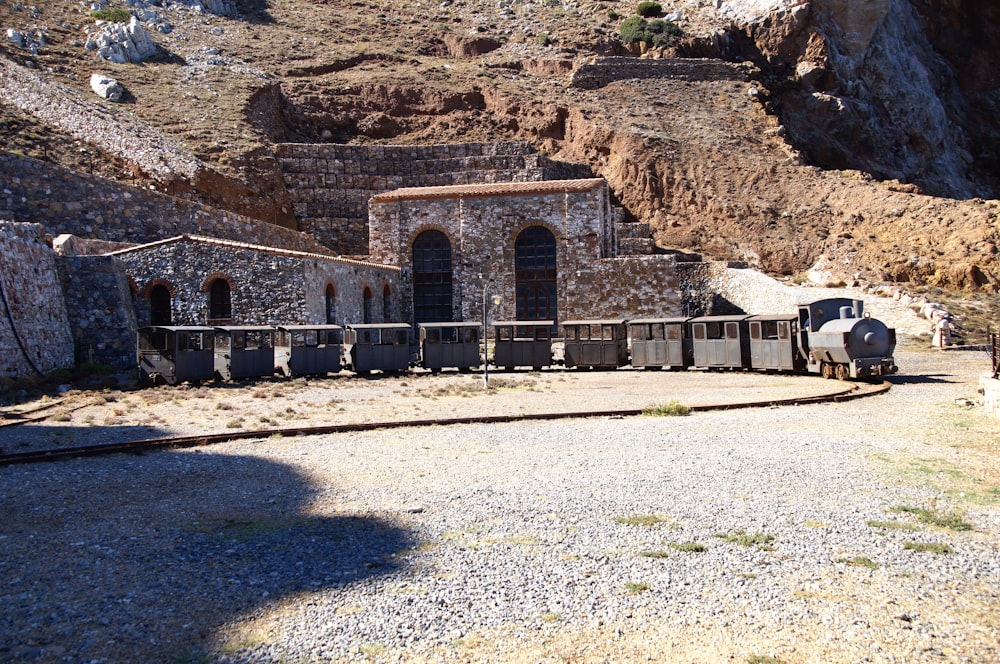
[1,345,997,663]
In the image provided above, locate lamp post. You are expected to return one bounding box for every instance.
[482,274,493,388]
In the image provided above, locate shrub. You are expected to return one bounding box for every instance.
[619,16,682,48]
[642,400,691,416]
[91,8,131,23]
[636,2,662,18]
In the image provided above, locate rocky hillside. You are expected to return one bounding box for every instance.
[1,0,998,292]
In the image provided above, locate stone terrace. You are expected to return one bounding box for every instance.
[276,141,593,255]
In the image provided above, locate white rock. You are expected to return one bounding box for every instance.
[92,16,158,64]
[6,28,24,48]
[90,73,125,102]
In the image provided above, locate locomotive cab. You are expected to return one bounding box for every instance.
[799,298,897,379]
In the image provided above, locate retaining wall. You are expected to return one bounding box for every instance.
[277,141,591,255]
[0,152,333,255]
[570,57,756,89]
[0,222,74,378]
[56,256,137,371]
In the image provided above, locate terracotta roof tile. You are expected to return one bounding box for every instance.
[370,178,606,203]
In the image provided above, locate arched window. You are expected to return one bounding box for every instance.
[208,278,232,322]
[149,284,172,326]
[325,284,337,324]
[363,286,374,324]
[515,225,557,323]
[382,284,392,323]
[412,230,453,324]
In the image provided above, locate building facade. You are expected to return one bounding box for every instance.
[112,235,404,329]
[368,179,681,326]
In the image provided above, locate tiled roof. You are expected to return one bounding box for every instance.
[370,178,606,203]
[107,234,400,271]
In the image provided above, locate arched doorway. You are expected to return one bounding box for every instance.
[208,278,232,322]
[149,284,172,326]
[382,284,392,323]
[412,230,453,323]
[325,284,337,324]
[515,225,557,323]
[363,286,374,324]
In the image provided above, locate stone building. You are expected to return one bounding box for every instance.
[1,143,690,380]
[368,179,681,325]
[111,235,403,328]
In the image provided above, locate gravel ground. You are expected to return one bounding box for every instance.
[1,344,997,663]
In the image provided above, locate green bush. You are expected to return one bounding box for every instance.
[636,2,662,18]
[91,8,131,23]
[642,400,691,416]
[619,16,682,48]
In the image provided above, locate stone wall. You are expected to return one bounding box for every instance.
[277,141,592,255]
[570,57,756,90]
[0,222,74,378]
[0,152,333,255]
[0,59,201,182]
[369,180,680,324]
[56,256,137,370]
[112,236,403,328]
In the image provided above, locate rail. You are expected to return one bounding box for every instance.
[0,380,890,466]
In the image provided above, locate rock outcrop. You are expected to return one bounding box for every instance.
[724,0,995,199]
[85,17,158,64]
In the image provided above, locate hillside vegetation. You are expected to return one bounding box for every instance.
[1,0,999,301]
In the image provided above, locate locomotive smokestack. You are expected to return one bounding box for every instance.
[853,299,864,318]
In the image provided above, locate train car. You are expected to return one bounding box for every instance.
[137,325,215,385]
[418,322,482,372]
[492,321,554,371]
[343,322,411,374]
[799,299,897,379]
[688,315,751,370]
[747,314,805,372]
[562,319,629,369]
[629,318,691,370]
[274,325,343,377]
[213,326,277,381]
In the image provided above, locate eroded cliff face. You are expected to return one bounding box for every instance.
[728,0,996,199]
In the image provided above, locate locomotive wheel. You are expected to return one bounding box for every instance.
[835,364,849,381]
[821,363,835,379]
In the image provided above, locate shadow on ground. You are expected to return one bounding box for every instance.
[0,449,413,662]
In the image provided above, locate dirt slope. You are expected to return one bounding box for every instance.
[0,0,998,294]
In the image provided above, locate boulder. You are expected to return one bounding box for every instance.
[89,17,157,64]
[5,28,24,48]
[196,0,237,17]
[90,73,124,102]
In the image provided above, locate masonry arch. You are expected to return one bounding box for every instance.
[325,282,337,324]
[515,225,557,323]
[149,284,172,326]
[363,286,374,324]
[202,273,234,323]
[382,283,392,323]
[412,229,453,324]
[139,278,176,326]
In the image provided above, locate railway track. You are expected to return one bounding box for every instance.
[0,397,100,428]
[0,380,889,466]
